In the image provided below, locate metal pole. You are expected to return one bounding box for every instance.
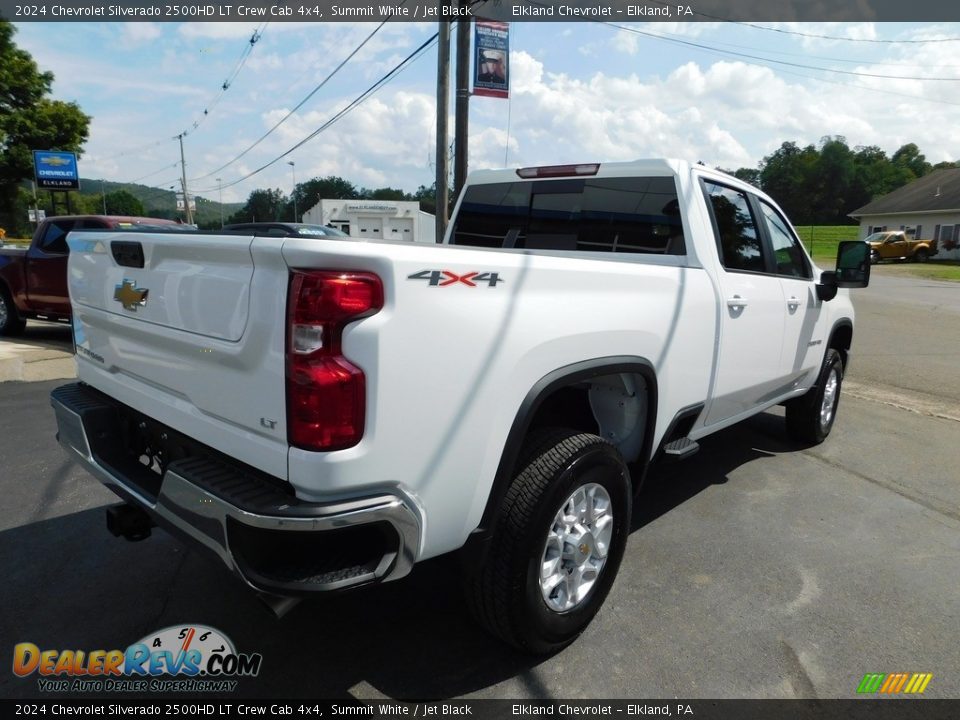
[101,180,107,214]
[453,16,470,201]
[30,181,40,228]
[287,161,297,222]
[178,134,194,225]
[435,14,451,243]
[217,178,223,227]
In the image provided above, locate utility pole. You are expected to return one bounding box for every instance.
[100,180,107,214]
[217,178,224,228]
[177,133,194,225]
[453,15,470,201]
[287,161,298,222]
[435,14,450,243]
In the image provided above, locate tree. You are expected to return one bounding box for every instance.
[891,143,931,181]
[759,141,820,224]
[227,188,286,224]
[103,189,144,216]
[731,167,761,186]
[812,136,855,224]
[0,21,91,233]
[284,175,360,223]
[365,187,409,201]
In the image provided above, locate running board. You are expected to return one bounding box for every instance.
[662,437,700,461]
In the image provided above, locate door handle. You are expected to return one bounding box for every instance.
[726,296,748,309]
[787,296,800,310]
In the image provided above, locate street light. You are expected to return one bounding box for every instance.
[287,160,297,222]
[216,178,223,228]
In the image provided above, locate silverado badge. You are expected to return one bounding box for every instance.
[114,279,149,311]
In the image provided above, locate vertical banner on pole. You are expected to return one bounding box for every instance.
[473,20,509,99]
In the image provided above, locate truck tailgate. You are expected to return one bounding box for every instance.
[67,231,290,481]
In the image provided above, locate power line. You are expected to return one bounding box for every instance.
[631,1,960,42]
[195,32,439,194]
[189,18,398,183]
[729,21,960,44]
[97,24,268,161]
[123,163,180,185]
[658,29,960,70]
[178,23,269,139]
[604,23,960,82]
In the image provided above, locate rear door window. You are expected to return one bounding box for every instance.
[702,182,765,273]
[451,176,685,255]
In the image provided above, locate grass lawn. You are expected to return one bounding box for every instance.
[795,226,857,266]
[870,260,960,282]
[797,225,960,282]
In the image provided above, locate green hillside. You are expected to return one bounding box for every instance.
[75,177,242,228]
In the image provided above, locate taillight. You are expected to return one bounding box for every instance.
[286,270,383,451]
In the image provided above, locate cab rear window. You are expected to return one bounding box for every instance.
[451,176,685,255]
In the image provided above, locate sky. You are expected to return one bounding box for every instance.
[11,20,960,208]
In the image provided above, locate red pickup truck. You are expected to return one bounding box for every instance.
[0,215,187,335]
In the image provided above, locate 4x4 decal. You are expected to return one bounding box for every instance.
[408,270,504,287]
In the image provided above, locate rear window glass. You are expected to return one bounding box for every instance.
[451,176,685,255]
[39,219,77,254]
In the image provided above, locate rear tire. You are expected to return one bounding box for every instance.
[0,290,26,336]
[914,247,929,263]
[464,428,632,654]
[785,349,843,444]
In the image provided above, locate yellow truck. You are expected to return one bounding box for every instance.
[866,230,938,263]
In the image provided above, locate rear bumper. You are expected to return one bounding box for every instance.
[51,382,420,596]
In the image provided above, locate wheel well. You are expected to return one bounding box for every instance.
[474,359,657,540]
[527,372,649,464]
[527,385,597,435]
[829,323,852,371]
[0,280,21,315]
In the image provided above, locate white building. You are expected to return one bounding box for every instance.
[849,168,960,260]
[302,199,436,244]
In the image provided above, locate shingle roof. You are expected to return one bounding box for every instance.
[849,168,960,217]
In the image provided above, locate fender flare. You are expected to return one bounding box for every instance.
[475,356,659,536]
[826,318,853,371]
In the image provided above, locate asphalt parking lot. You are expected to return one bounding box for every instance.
[1,274,958,700]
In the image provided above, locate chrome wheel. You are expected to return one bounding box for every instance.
[539,482,613,613]
[819,366,839,429]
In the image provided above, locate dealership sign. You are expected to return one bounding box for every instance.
[33,151,80,190]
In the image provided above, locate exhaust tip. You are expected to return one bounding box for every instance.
[257,593,301,619]
[106,503,155,542]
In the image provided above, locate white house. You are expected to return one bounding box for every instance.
[302,199,436,244]
[849,168,960,260]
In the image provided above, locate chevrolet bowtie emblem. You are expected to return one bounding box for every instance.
[114,279,149,311]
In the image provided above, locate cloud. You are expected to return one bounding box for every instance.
[119,23,162,49]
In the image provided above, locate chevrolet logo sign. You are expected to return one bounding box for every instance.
[113,279,149,311]
[40,156,71,166]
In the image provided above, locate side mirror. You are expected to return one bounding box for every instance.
[816,241,870,301]
[835,240,871,288]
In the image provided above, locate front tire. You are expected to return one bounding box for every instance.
[0,290,26,336]
[785,349,843,444]
[869,249,881,264]
[465,429,632,654]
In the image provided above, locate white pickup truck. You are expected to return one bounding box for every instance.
[51,160,870,653]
